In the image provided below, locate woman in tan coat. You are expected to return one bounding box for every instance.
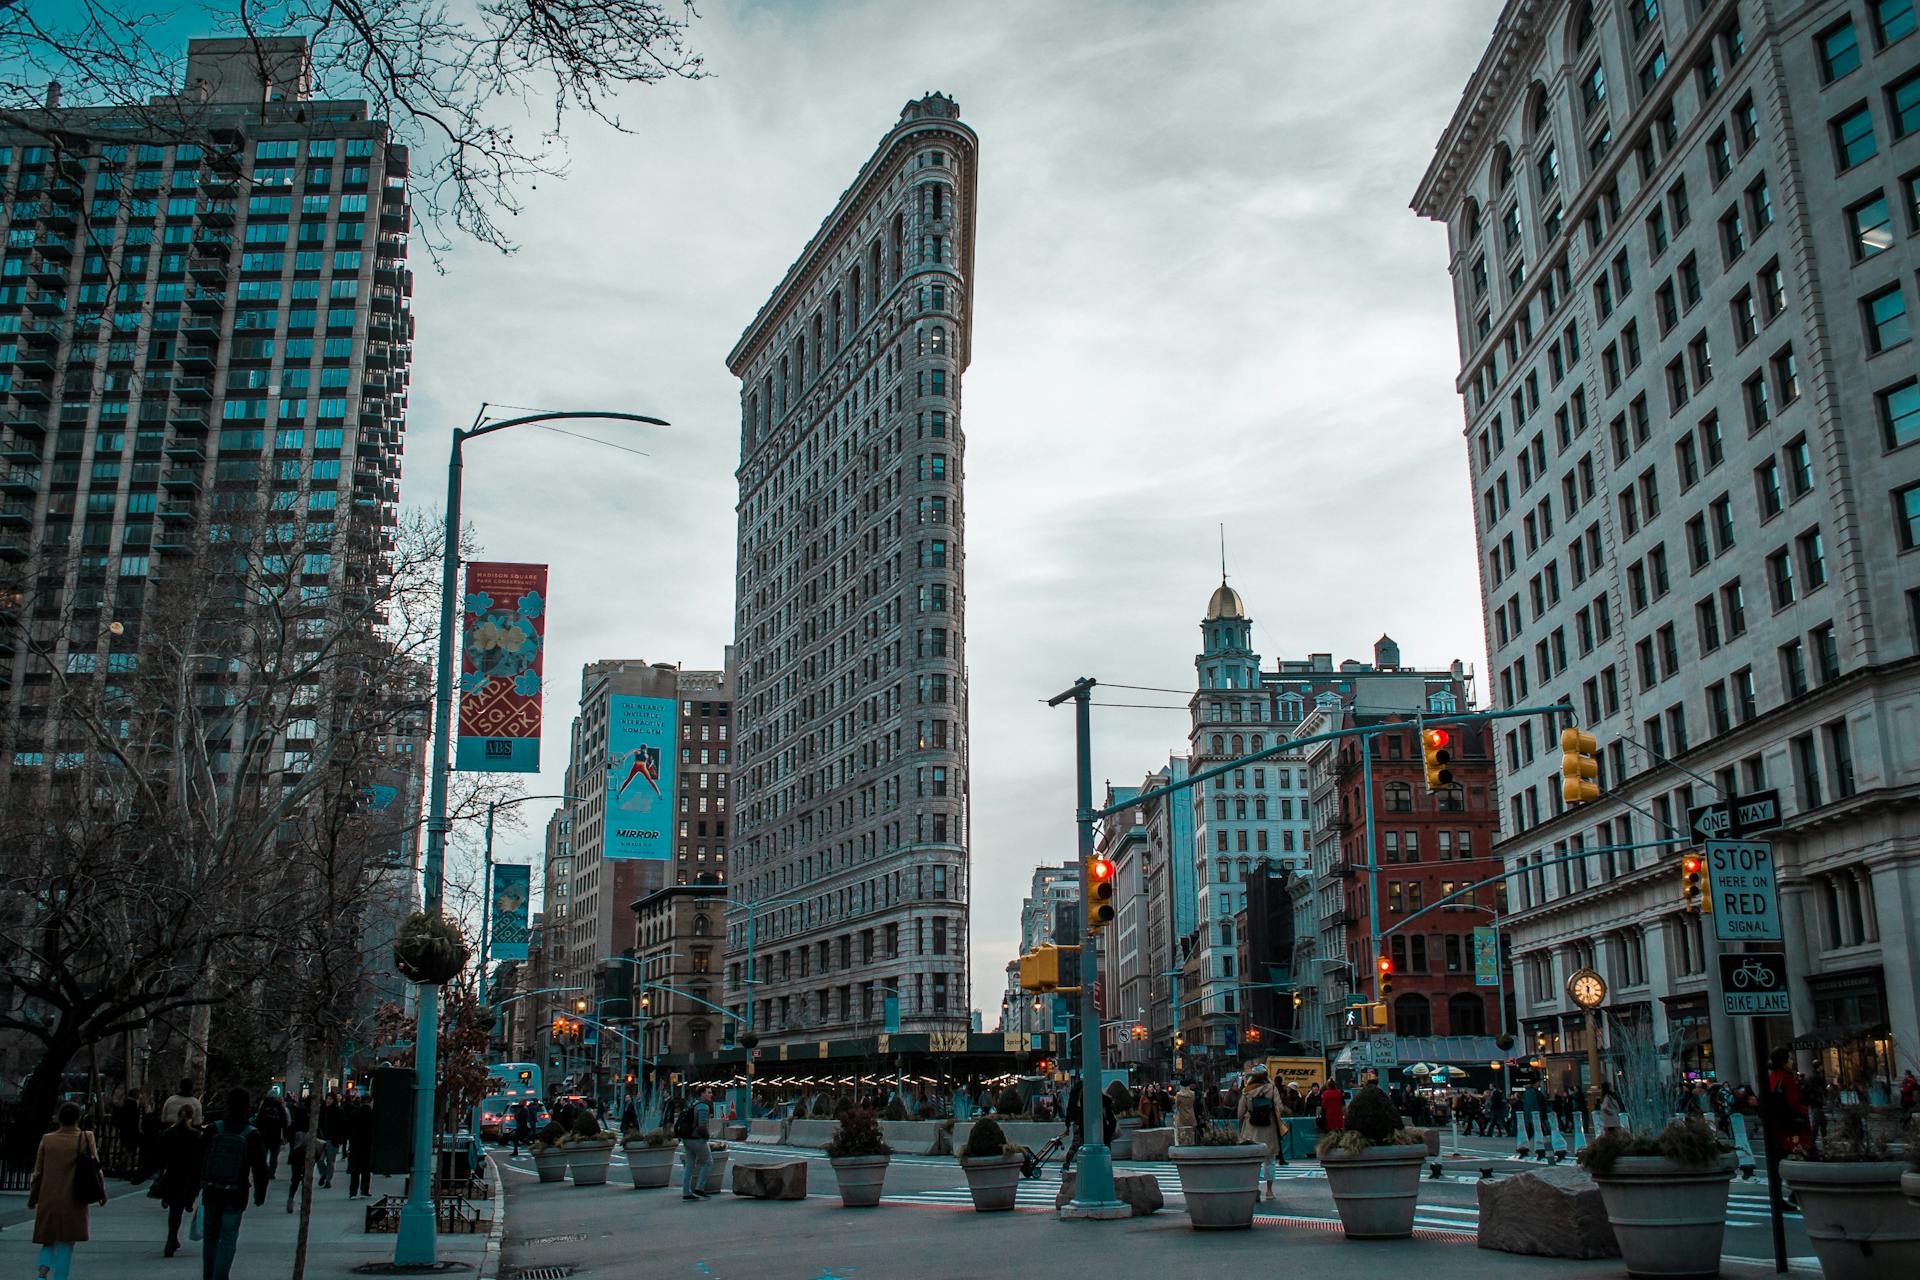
[1236,1066,1289,1200]
[29,1101,98,1280]
[1173,1080,1198,1144]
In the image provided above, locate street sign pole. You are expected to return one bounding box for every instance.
[1715,949,1790,1274]
[1755,1018,1787,1275]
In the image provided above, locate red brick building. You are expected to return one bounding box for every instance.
[1332,716,1506,1038]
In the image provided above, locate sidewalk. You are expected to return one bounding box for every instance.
[0,1166,501,1278]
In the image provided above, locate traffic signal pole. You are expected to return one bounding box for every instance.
[1051,679,1128,1220]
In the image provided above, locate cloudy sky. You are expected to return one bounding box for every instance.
[407,0,1509,1014]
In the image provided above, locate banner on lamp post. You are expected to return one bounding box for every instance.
[489,863,531,960]
[604,693,677,859]
[1473,926,1501,987]
[454,562,548,773]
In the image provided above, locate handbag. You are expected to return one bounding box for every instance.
[72,1132,107,1206]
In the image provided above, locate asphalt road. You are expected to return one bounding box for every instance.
[490,1139,1816,1280]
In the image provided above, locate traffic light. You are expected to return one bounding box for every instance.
[1131,1023,1148,1041]
[1246,1026,1262,1043]
[1369,1003,1388,1028]
[1681,852,1705,914]
[1421,726,1455,791]
[550,1016,566,1041]
[1377,955,1394,999]
[1086,856,1116,932]
[1292,991,1304,1010]
[1561,728,1601,804]
[1018,944,1081,993]
[575,998,589,1013]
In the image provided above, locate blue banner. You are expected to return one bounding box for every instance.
[489,863,531,960]
[1474,926,1501,986]
[605,694,676,860]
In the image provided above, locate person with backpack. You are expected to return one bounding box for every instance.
[145,1099,203,1257]
[677,1086,716,1200]
[1237,1064,1288,1199]
[199,1087,270,1280]
[253,1091,288,1180]
[28,1101,102,1280]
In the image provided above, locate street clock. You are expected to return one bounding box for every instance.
[1567,968,1607,1009]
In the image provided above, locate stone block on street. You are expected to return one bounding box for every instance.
[1476,1167,1619,1259]
[1054,1169,1164,1216]
[732,1159,808,1200]
[1131,1128,1174,1161]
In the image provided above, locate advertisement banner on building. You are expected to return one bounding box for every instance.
[454,562,548,773]
[489,863,531,960]
[604,693,677,859]
[1473,926,1501,986]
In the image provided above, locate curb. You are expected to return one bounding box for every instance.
[478,1152,507,1280]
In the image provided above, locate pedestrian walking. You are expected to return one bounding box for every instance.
[144,1100,203,1257]
[285,1100,311,1213]
[199,1087,271,1280]
[1596,1082,1624,1131]
[1900,1070,1918,1115]
[161,1076,201,1127]
[345,1095,375,1198]
[1317,1080,1346,1133]
[316,1091,345,1189]
[677,1087,716,1200]
[1173,1080,1198,1145]
[29,1101,103,1280]
[254,1091,288,1181]
[1764,1048,1810,1212]
[1236,1065,1287,1200]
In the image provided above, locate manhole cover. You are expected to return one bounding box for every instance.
[508,1268,576,1280]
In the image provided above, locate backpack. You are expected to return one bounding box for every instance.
[1248,1089,1275,1128]
[673,1103,702,1140]
[202,1121,252,1193]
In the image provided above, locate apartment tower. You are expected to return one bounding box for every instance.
[1414,0,1920,1092]
[724,94,978,1043]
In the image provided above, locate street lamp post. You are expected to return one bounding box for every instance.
[394,407,666,1268]
[476,792,583,1009]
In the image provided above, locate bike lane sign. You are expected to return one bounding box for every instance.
[1705,839,1781,941]
[1718,953,1790,1016]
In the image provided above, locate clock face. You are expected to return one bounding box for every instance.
[1568,968,1607,1009]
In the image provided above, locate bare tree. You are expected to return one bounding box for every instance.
[0,498,457,1160]
[0,0,706,257]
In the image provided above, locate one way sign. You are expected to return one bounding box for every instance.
[1689,790,1783,840]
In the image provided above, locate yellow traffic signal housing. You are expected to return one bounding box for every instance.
[1369,1003,1388,1028]
[1421,727,1455,792]
[1679,853,1713,914]
[1561,728,1601,804]
[1017,944,1082,993]
[1086,856,1116,932]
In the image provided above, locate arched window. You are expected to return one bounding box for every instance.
[1252,734,1264,750]
[1394,994,1432,1036]
[1211,734,1225,754]
[1573,1,1596,50]
[930,326,946,354]
[1385,782,1415,812]
[1527,82,1551,137]
[1231,734,1244,754]
[1493,143,1514,192]
[693,914,711,937]
[1461,197,1482,244]
[1448,992,1487,1036]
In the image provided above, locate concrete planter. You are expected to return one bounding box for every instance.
[623,1142,675,1189]
[703,1148,730,1195]
[532,1146,569,1184]
[1320,1143,1427,1239]
[1169,1143,1266,1230]
[959,1152,1024,1211]
[1112,1115,1142,1160]
[1132,1127,1174,1161]
[1591,1154,1736,1278]
[566,1139,615,1187]
[1781,1159,1920,1280]
[1903,1170,1920,1212]
[829,1154,890,1207]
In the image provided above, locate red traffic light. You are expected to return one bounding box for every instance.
[1377,956,1394,975]
[1682,854,1702,874]
[1088,857,1114,882]
[1423,728,1451,750]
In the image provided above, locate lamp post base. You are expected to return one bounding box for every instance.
[393,1202,438,1267]
[1059,1200,1131,1220]
[1061,1143,1128,1219]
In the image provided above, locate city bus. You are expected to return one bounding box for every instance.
[480,1061,546,1140]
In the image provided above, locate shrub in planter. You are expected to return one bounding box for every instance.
[1577,1114,1736,1278]
[957,1118,1023,1211]
[824,1108,893,1207]
[623,1127,676,1189]
[531,1122,571,1184]
[1170,1114,1267,1230]
[392,912,470,985]
[995,1086,1024,1117]
[1314,1085,1428,1240]
[559,1115,619,1187]
[1781,1106,1920,1280]
[1902,1116,1920,1211]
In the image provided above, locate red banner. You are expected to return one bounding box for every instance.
[454,561,547,773]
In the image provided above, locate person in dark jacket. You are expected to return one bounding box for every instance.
[253,1092,287,1180]
[200,1087,271,1280]
[344,1096,375,1198]
[284,1094,311,1212]
[145,1099,203,1257]
[316,1091,345,1189]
